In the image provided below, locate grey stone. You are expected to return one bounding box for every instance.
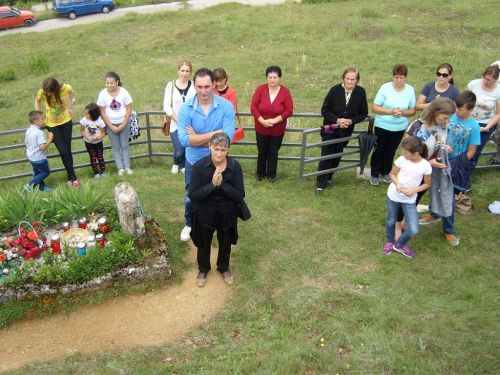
[114,182,147,248]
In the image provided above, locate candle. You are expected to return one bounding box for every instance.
[50,235,62,254]
[62,222,70,232]
[98,217,109,233]
[79,217,87,229]
[77,242,87,256]
[96,233,105,248]
[87,235,96,248]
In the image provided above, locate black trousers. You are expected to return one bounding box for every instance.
[196,216,232,274]
[256,132,284,179]
[370,127,405,178]
[50,120,77,181]
[317,133,350,188]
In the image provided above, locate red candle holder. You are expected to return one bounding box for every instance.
[50,235,62,254]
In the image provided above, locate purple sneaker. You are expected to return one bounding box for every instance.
[382,242,395,255]
[392,244,415,258]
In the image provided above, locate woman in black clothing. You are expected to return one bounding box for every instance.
[316,68,368,194]
[189,133,245,287]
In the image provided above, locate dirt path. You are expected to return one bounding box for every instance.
[0,242,233,373]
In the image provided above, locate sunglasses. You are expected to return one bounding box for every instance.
[436,72,450,78]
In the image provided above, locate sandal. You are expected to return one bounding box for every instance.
[196,272,207,287]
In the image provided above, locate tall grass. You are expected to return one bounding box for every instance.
[1,0,500,374]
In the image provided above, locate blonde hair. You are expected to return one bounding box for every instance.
[177,60,193,72]
[419,97,455,130]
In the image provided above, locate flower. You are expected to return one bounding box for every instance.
[27,231,38,241]
[32,222,40,227]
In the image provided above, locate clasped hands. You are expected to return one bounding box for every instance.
[337,118,352,129]
[395,183,417,197]
[212,168,223,188]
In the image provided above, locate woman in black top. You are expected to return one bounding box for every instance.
[316,68,368,194]
[189,133,245,287]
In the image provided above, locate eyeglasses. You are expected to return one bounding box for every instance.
[436,72,450,78]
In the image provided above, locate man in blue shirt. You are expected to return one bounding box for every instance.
[177,68,236,242]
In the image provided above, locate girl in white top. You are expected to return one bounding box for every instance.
[383,136,432,258]
[97,71,133,176]
[163,60,196,174]
[465,65,500,173]
[80,103,106,178]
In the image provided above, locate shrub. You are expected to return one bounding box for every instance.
[28,53,50,74]
[0,66,16,82]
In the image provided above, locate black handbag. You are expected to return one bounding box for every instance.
[236,199,251,221]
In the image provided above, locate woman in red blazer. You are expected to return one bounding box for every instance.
[250,66,294,182]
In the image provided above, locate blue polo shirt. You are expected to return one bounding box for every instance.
[178,94,235,165]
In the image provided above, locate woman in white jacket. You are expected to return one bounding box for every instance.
[163,60,196,174]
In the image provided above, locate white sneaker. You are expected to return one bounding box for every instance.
[94,174,100,179]
[126,168,133,175]
[171,165,179,174]
[180,226,191,242]
[180,168,185,174]
[118,169,125,176]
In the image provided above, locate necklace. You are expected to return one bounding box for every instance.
[176,81,191,102]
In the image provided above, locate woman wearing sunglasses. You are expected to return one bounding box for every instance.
[416,63,460,111]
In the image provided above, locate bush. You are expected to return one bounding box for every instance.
[28,53,50,74]
[0,66,16,82]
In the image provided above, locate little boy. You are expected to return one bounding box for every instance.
[24,110,54,192]
[419,90,481,245]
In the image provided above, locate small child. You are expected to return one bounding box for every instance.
[24,110,54,192]
[383,136,432,258]
[80,103,106,178]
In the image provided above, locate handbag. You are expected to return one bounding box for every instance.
[162,80,175,136]
[455,192,474,214]
[236,199,251,221]
[231,101,245,144]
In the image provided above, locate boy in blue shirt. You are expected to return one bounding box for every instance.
[24,110,54,192]
[419,91,481,245]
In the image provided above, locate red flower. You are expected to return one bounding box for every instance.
[32,222,40,227]
[0,254,6,262]
[27,242,35,249]
[13,239,20,246]
[21,239,29,248]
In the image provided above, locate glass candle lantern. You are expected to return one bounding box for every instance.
[98,217,109,233]
[50,235,62,254]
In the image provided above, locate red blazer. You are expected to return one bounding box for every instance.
[250,84,294,136]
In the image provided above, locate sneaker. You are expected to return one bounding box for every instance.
[382,241,395,255]
[100,172,106,177]
[419,214,441,225]
[392,244,415,258]
[72,181,80,188]
[180,168,185,174]
[94,174,100,179]
[171,164,179,174]
[118,169,125,176]
[445,233,460,246]
[383,175,391,183]
[180,226,191,242]
[326,181,333,188]
[43,186,53,192]
[370,176,379,186]
[24,183,31,192]
[126,168,133,175]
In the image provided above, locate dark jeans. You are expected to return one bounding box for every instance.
[469,123,495,177]
[317,133,350,188]
[256,132,284,179]
[29,159,51,190]
[370,127,405,178]
[85,141,105,175]
[196,216,232,274]
[184,161,193,227]
[50,120,77,181]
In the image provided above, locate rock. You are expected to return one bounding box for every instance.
[114,182,147,248]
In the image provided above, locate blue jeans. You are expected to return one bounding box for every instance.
[184,161,194,227]
[429,201,456,235]
[29,159,51,191]
[170,130,186,169]
[106,120,131,170]
[386,197,419,246]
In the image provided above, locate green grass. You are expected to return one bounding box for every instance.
[1,0,500,373]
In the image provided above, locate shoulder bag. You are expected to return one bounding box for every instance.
[162,81,174,136]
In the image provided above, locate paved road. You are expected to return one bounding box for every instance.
[0,0,286,37]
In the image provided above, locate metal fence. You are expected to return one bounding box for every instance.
[1,112,498,182]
